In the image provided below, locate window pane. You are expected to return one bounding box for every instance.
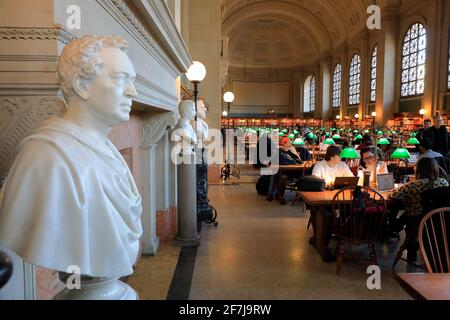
[401,23,427,97]
[348,54,361,105]
[332,64,342,108]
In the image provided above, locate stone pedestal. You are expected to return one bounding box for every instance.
[174,152,200,246]
[54,273,138,300]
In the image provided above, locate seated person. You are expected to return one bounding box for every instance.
[267,138,302,204]
[356,134,373,151]
[419,137,443,159]
[357,147,388,185]
[312,145,354,188]
[388,157,449,261]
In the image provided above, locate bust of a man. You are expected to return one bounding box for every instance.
[174,100,197,149]
[0,35,142,278]
[196,99,209,144]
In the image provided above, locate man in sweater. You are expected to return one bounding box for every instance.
[312,145,354,188]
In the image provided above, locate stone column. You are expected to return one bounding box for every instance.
[175,150,200,245]
[140,111,179,254]
[376,9,399,126]
[140,144,160,255]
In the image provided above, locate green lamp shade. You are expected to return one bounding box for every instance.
[364,129,370,134]
[325,132,330,137]
[354,130,359,134]
[332,134,341,140]
[282,129,288,133]
[279,132,285,137]
[294,130,299,135]
[377,130,383,136]
[307,132,314,139]
[377,138,390,145]
[340,147,360,159]
[391,148,411,159]
[324,138,335,145]
[354,134,363,140]
[288,133,295,139]
[407,137,420,145]
[293,138,305,146]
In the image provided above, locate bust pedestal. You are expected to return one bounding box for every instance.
[54,273,138,300]
[174,150,200,246]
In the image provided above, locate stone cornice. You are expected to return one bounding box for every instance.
[130,0,192,72]
[0,26,76,44]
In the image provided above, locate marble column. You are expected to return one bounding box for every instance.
[140,144,160,255]
[174,151,200,246]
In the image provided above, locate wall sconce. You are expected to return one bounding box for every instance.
[371,111,377,117]
[354,113,360,119]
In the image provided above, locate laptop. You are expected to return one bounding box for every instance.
[333,176,360,189]
[377,173,395,191]
[408,152,420,165]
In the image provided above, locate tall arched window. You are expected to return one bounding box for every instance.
[401,22,427,97]
[304,75,316,113]
[348,54,361,105]
[370,46,377,102]
[332,64,342,108]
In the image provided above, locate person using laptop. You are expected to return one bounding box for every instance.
[312,145,353,188]
[357,147,388,185]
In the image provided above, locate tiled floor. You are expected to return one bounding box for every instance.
[128,241,180,300]
[189,183,413,300]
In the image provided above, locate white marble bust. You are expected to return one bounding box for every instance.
[0,35,143,278]
[174,100,198,149]
[196,99,209,144]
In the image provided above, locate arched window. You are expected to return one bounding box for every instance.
[304,75,316,113]
[370,46,377,102]
[348,54,361,105]
[401,23,427,97]
[332,64,342,108]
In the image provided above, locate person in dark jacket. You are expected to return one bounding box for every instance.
[423,114,448,156]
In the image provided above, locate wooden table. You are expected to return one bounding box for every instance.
[395,273,450,300]
[297,190,341,262]
[298,189,397,262]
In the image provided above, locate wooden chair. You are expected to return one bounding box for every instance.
[418,207,450,273]
[393,187,450,268]
[332,186,387,274]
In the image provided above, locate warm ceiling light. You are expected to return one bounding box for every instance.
[419,108,426,115]
[336,115,341,120]
[222,110,228,117]
[354,113,360,119]
[371,111,377,117]
[223,91,235,103]
[186,61,207,82]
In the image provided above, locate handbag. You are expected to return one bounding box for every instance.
[296,176,326,192]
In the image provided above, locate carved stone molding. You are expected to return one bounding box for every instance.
[97,0,188,78]
[0,26,77,44]
[0,97,66,182]
[141,110,179,147]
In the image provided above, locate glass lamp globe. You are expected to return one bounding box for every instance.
[223,91,235,103]
[186,61,207,82]
[222,110,228,117]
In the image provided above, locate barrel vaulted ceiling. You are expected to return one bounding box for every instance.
[222,0,397,69]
